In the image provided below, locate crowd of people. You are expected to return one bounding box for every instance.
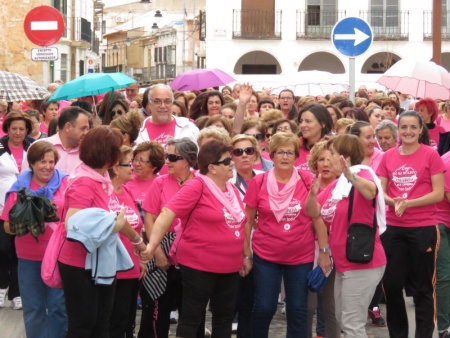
[0,78,449,338]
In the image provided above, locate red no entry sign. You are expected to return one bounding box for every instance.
[24,6,65,46]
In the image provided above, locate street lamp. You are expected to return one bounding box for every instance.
[125,37,131,47]
[151,23,159,32]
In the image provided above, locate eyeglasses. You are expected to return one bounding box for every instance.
[245,133,264,141]
[277,126,292,132]
[275,150,296,157]
[232,147,255,157]
[150,99,173,106]
[266,133,272,138]
[165,153,184,162]
[118,162,132,167]
[110,109,124,118]
[132,157,151,164]
[211,157,233,166]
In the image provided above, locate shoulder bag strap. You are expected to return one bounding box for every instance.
[347,186,378,234]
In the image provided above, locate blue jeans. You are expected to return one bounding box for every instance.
[251,254,312,338]
[18,259,67,338]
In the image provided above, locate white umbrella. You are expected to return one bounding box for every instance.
[376,59,450,100]
[270,70,349,96]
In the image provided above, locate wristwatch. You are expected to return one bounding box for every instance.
[348,173,358,184]
[319,247,331,254]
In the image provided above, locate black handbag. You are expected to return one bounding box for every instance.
[346,187,377,264]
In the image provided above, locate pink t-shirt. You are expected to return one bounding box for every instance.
[144,118,176,147]
[1,177,68,260]
[110,185,143,279]
[437,116,450,132]
[295,148,311,172]
[428,123,445,150]
[436,151,450,227]
[261,151,271,160]
[244,170,315,265]
[142,174,183,233]
[0,114,6,138]
[40,122,49,134]
[9,144,24,172]
[317,170,386,273]
[125,175,157,204]
[369,147,384,172]
[165,177,246,273]
[58,176,113,268]
[377,144,445,227]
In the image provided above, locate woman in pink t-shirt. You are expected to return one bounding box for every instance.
[307,134,386,338]
[39,100,59,134]
[125,141,165,219]
[108,146,145,338]
[296,104,334,171]
[349,121,384,172]
[416,98,445,150]
[377,110,445,338]
[139,138,198,338]
[146,140,246,338]
[58,127,148,338]
[243,132,315,338]
[1,141,68,338]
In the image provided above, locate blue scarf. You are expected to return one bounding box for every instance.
[6,169,68,201]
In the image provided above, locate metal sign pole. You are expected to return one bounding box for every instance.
[349,57,355,102]
[42,61,49,88]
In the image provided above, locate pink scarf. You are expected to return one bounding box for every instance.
[68,162,113,196]
[198,174,244,223]
[267,168,299,222]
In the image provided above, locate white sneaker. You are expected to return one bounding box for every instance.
[170,310,179,324]
[281,304,286,314]
[10,297,22,310]
[0,288,8,308]
[205,327,211,337]
[232,322,238,333]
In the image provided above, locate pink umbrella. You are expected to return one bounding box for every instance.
[377,59,450,100]
[170,68,236,91]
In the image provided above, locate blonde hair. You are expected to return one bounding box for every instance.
[230,134,260,158]
[308,141,329,174]
[269,132,300,160]
[197,126,231,147]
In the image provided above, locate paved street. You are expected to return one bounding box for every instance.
[0,296,440,337]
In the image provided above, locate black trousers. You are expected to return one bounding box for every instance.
[381,225,438,338]
[176,265,239,338]
[236,269,254,338]
[59,262,116,338]
[0,224,19,300]
[110,278,140,338]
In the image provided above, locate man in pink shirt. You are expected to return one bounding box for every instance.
[136,84,199,148]
[22,106,90,174]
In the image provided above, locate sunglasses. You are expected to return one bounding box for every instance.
[245,133,264,140]
[211,157,233,166]
[110,109,124,117]
[165,153,184,162]
[232,147,255,157]
[266,133,272,138]
[118,162,132,167]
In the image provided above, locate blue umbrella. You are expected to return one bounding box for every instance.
[48,72,136,101]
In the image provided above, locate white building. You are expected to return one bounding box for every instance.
[205,0,450,90]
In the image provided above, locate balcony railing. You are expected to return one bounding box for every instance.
[296,10,346,39]
[232,9,282,39]
[423,10,450,40]
[359,10,409,40]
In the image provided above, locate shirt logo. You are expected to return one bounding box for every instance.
[321,199,337,224]
[392,164,417,195]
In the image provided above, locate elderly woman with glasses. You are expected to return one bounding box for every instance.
[243,132,315,338]
[125,141,165,211]
[108,145,146,338]
[145,140,247,338]
[240,119,273,171]
[139,138,198,338]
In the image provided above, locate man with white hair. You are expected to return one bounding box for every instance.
[136,84,199,146]
[47,83,59,94]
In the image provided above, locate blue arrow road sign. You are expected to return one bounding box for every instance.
[331,17,373,57]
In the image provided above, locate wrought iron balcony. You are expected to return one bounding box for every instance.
[296,10,346,40]
[423,10,450,40]
[359,10,409,40]
[232,9,282,39]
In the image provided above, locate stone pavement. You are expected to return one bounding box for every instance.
[0,296,440,337]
